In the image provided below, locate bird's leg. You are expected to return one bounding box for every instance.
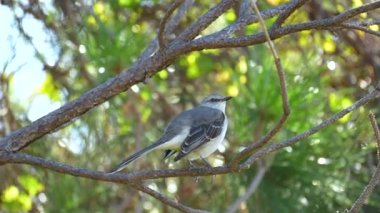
[199,157,216,183]
[187,160,196,168]
[187,160,201,182]
[200,157,213,168]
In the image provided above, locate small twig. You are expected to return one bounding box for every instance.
[140,0,194,60]
[158,0,185,49]
[174,0,237,42]
[272,0,309,28]
[133,183,210,213]
[339,23,380,37]
[347,113,380,213]
[211,1,292,39]
[349,19,380,27]
[225,160,267,213]
[230,0,290,170]
[369,112,380,160]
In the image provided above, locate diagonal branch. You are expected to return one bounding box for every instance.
[225,160,267,213]
[210,0,293,38]
[174,0,237,42]
[369,112,380,161]
[133,183,209,213]
[158,0,185,49]
[338,23,380,37]
[140,0,194,60]
[2,0,377,154]
[0,0,237,152]
[230,0,290,170]
[240,87,380,169]
[347,113,380,213]
[272,0,310,28]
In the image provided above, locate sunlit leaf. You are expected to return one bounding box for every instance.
[224,10,236,23]
[267,0,287,6]
[237,57,248,73]
[323,37,336,53]
[227,84,239,97]
[352,0,363,8]
[39,73,61,101]
[369,25,379,31]
[186,66,201,79]
[158,70,168,79]
[18,175,44,196]
[328,93,353,123]
[216,70,230,83]
[141,108,152,123]
[2,185,19,202]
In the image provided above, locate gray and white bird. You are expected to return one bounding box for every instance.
[109,93,232,173]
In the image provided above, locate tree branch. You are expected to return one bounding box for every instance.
[369,112,380,160]
[226,160,267,213]
[1,1,380,211]
[230,0,290,170]
[240,87,380,169]
[272,0,309,28]
[347,113,380,213]
[2,0,377,153]
[140,0,194,60]
[0,152,232,182]
[158,0,185,49]
[338,23,380,37]
[174,0,237,42]
[208,0,294,38]
[189,1,380,50]
[1,86,378,181]
[133,183,209,213]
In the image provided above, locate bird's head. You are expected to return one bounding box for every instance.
[200,93,232,111]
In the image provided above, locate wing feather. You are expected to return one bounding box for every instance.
[174,112,225,161]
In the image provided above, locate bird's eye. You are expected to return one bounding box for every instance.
[210,98,218,102]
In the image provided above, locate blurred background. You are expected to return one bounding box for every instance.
[1,0,380,212]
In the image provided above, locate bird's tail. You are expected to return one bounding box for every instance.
[108,141,163,174]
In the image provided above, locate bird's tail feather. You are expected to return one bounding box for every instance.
[109,141,163,174]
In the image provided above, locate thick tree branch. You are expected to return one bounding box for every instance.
[2,0,377,153]
[1,1,379,211]
[189,1,380,49]
[0,0,238,152]
[0,152,232,182]
[1,86,378,181]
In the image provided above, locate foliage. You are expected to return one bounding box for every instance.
[1,0,379,212]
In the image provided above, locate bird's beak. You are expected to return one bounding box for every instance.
[224,96,232,101]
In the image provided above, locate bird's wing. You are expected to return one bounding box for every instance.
[174,111,225,161]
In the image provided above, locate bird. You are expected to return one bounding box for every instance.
[109,93,232,173]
